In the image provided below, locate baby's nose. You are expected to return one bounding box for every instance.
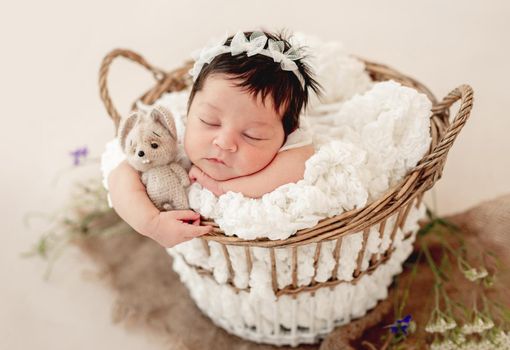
[214,132,237,152]
[214,138,237,152]
[138,150,145,157]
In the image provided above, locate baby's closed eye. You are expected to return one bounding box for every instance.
[199,118,220,127]
[243,133,269,141]
[200,118,269,141]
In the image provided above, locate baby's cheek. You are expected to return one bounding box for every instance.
[242,148,276,173]
[183,133,197,161]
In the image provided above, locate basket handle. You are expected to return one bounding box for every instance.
[413,84,474,182]
[98,49,166,134]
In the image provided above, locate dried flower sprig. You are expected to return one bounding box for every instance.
[22,178,131,279]
[419,206,510,349]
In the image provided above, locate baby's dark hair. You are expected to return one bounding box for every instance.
[187,30,322,139]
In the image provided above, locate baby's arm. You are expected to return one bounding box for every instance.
[108,160,212,247]
[190,144,315,198]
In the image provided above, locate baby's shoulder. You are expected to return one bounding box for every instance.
[277,144,315,162]
[279,118,313,153]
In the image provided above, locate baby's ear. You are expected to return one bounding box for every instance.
[118,111,139,151]
[150,106,177,140]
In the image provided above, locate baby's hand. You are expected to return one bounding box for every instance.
[189,165,225,197]
[145,210,213,248]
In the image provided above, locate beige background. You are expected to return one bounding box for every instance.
[1,0,509,349]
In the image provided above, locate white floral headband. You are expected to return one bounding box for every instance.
[189,31,306,88]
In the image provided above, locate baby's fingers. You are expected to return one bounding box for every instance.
[188,166,199,182]
[183,223,213,238]
[167,210,200,221]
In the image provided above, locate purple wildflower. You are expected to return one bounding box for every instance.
[386,314,412,336]
[70,146,89,166]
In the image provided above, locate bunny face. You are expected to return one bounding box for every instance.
[119,106,179,172]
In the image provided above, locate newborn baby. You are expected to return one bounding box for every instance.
[108,30,321,248]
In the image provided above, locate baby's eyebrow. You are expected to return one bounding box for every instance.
[201,102,221,111]
[152,131,161,137]
[249,120,270,126]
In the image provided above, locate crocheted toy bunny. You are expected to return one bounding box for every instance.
[118,105,190,211]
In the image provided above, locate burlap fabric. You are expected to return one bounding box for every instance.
[75,194,510,349]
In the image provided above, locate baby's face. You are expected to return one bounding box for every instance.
[184,74,285,181]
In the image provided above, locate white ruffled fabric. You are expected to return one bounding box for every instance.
[186,79,431,240]
[100,36,431,242]
[290,31,373,110]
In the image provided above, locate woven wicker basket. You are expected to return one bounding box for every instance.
[99,48,473,346]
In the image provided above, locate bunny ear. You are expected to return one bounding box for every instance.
[118,111,139,151]
[150,106,177,140]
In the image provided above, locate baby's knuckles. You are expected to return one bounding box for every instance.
[190,165,224,196]
[145,210,212,248]
[188,165,201,182]
[143,212,180,247]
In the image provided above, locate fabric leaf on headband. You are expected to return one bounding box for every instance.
[189,33,229,80]
[267,39,299,71]
[230,31,267,56]
[249,31,266,41]
[283,47,303,61]
[268,39,285,53]
[191,32,228,61]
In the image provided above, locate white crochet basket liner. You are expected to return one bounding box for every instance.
[168,199,425,347]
